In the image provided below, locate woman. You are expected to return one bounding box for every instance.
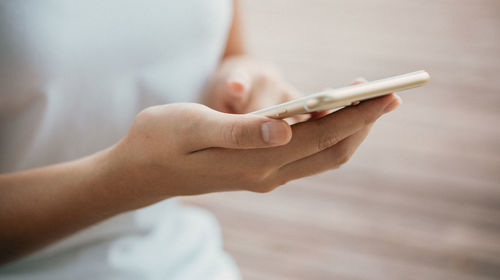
[0,0,401,279]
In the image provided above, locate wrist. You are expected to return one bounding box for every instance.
[75,148,131,217]
[95,142,172,212]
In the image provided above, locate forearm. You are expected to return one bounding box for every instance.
[223,0,246,57]
[0,148,130,264]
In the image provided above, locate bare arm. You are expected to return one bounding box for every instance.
[0,2,246,264]
[0,149,132,264]
[224,0,246,57]
[0,0,250,265]
[0,94,400,265]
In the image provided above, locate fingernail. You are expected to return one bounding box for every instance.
[352,77,367,84]
[228,80,245,93]
[261,121,289,145]
[383,95,403,113]
[227,70,249,93]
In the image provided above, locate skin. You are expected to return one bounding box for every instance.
[0,0,402,265]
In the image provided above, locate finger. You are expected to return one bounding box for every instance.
[225,68,252,112]
[244,79,286,113]
[352,77,367,85]
[384,94,402,112]
[280,84,302,102]
[183,105,292,151]
[307,110,332,120]
[263,93,400,164]
[285,114,309,125]
[281,85,309,124]
[272,125,371,183]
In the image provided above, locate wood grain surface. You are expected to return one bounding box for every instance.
[184,0,500,279]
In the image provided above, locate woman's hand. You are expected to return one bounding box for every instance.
[0,92,400,263]
[109,93,401,208]
[202,55,302,115]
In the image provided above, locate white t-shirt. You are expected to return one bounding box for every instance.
[0,1,240,279]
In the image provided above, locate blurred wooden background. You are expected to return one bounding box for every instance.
[184,0,500,279]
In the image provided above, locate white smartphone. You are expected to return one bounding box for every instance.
[251,70,430,119]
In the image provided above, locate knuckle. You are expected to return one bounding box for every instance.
[225,121,246,147]
[281,85,301,101]
[253,176,289,193]
[250,166,273,182]
[134,106,165,131]
[317,132,340,152]
[281,89,291,99]
[234,170,257,184]
[248,180,280,193]
[359,107,379,126]
[250,184,276,193]
[177,103,209,120]
[240,167,278,193]
[137,103,207,124]
[334,150,352,168]
[136,106,159,121]
[256,73,272,85]
[256,64,281,84]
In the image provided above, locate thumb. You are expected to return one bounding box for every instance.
[224,69,252,111]
[197,109,292,150]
